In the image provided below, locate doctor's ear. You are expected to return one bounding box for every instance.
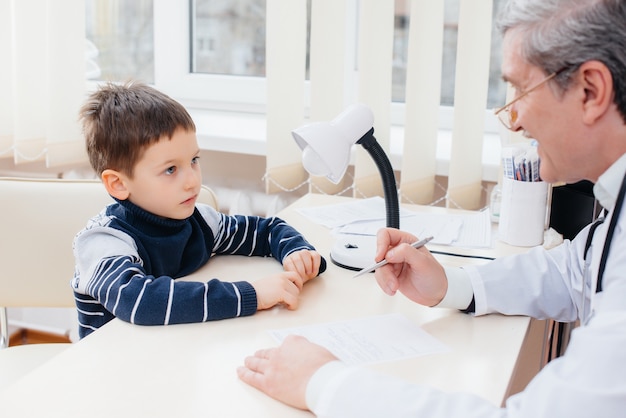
[578,60,613,125]
[101,169,130,200]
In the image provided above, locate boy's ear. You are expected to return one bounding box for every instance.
[101,169,130,200]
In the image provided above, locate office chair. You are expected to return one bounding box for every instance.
[0,177,218,392]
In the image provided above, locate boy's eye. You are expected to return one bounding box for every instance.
[165,166,176,175]
[192,156,200,165]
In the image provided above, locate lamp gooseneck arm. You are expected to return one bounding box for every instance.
[357,128,400,229]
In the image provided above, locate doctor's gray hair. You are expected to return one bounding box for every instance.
[497,0,626,122]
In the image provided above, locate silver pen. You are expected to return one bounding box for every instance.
[352,236,434,278]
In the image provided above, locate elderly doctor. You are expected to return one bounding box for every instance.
[238,0,626,416]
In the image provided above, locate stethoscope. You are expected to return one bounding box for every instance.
[581,172,626,322]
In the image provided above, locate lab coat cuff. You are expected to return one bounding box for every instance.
[435,267,474,310]
[306,360,356,413]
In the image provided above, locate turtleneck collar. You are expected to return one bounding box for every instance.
[112,197,192,232]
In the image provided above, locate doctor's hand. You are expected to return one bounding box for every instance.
[237,335,338,411]
[374,228,447,307]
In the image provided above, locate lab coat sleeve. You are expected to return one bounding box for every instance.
[465,234,587,322]
[503,310,626,417]
[307,361,507,418]
[308,310,626,418]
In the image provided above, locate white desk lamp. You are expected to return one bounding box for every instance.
[292,103,400,270]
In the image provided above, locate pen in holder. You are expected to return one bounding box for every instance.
[498,143,550,247]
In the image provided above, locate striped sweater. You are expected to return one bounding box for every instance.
[71,198,325,338]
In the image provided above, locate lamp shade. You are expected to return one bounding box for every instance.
[291,103,399,270]
[292,104,374,184]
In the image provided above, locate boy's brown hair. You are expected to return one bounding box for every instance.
[79,81,196,177]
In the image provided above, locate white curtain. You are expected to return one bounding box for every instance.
[264,0,308,194]
[307,0,353,195]
[352,0,395,199]
[401,0,444,205]
[447,0,493,209]
[0,0,87,168]
[265,0,495,210]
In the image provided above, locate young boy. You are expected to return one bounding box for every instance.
[72,81,326,339]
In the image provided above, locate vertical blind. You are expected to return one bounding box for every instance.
[265,0,494,210]
[0,0,87,168]
[1,0,495,210]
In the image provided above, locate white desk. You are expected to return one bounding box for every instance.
[0,194,531,417]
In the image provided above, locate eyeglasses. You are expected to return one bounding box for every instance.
[494,71,559,130]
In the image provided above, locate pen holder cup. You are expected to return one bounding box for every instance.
[498,177,549,247]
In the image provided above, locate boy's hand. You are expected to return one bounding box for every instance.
[283,250,322,283]
[252,272,303,311]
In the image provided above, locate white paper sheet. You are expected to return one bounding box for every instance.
[269,313,449,366]
[456,209,492,248]
[296,196,414,229]
[337,213,463,245]
[297,197,492,248]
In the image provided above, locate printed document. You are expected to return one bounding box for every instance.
[269,313,449,366]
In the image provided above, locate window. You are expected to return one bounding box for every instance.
[393,0,506,108]
[86,0,506,127]
[191,1,266,77]
[85,0,154,83]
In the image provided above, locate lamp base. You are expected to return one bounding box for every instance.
[329,235,378,271]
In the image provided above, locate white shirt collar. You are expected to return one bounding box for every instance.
[593,152,626,210]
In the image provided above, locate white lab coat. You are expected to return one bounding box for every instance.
[308,168,626,417]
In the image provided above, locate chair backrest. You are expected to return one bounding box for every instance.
[0,177,218,308]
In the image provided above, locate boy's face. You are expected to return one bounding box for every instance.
[122,128,202,220]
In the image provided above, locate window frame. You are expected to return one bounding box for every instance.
[154,0,270,112]
[152,0,503,177]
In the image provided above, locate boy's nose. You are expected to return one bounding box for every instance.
[184,168,201,190]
